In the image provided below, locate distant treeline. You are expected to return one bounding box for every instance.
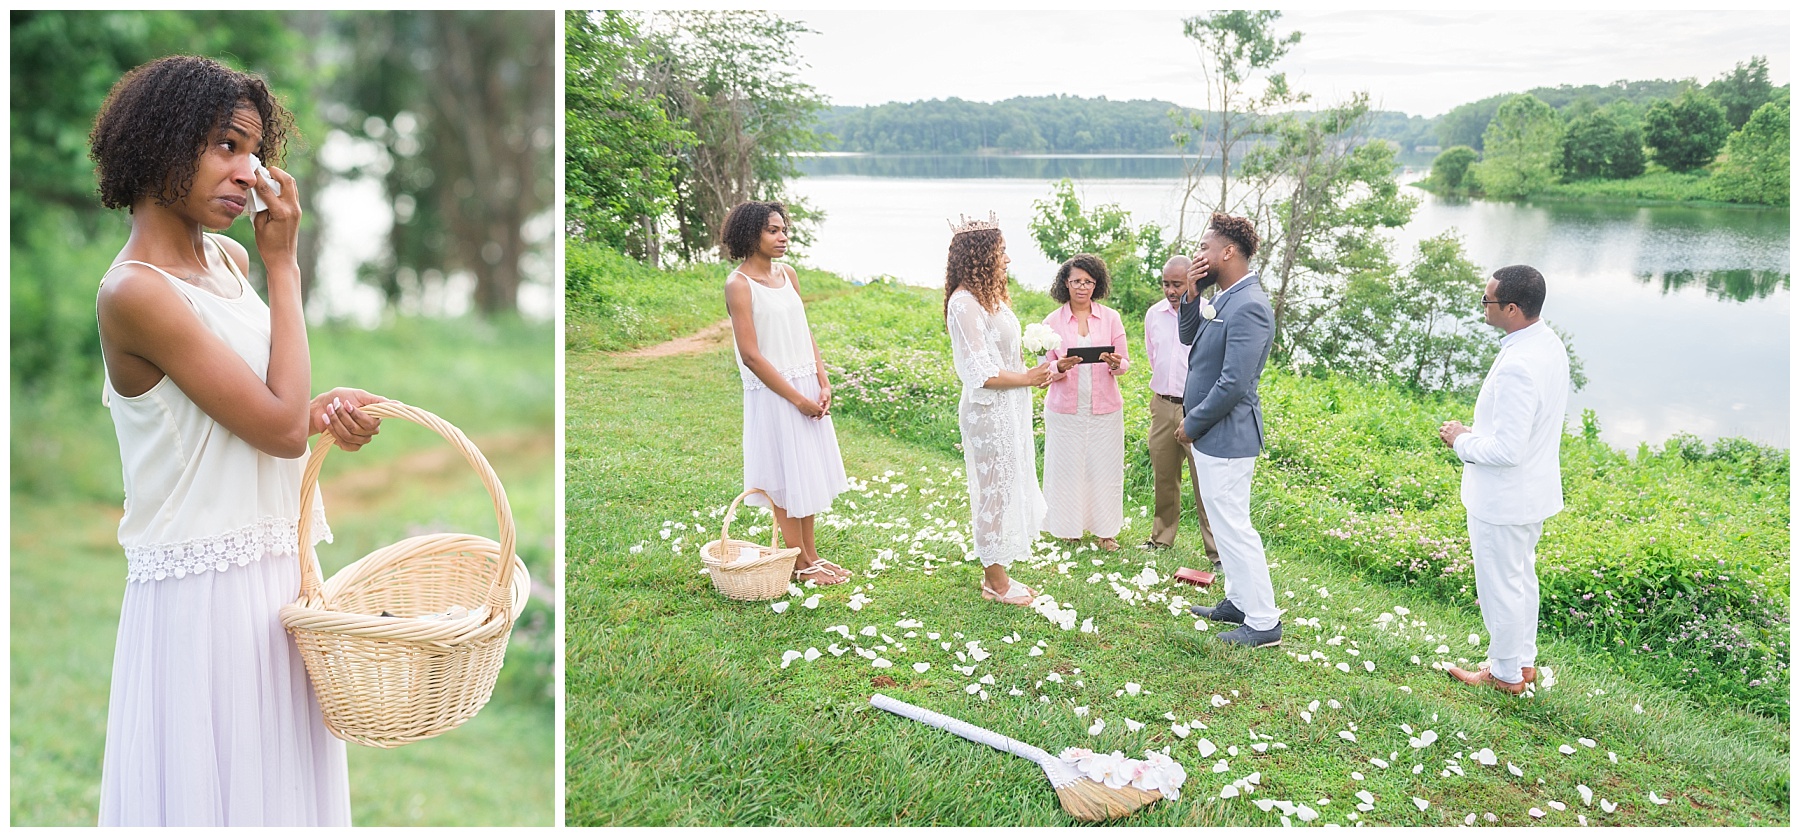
[812,95,1433,155]
[812,70,1785,157]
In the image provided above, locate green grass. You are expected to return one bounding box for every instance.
[565,303,1789,826]
[10,316,555,826]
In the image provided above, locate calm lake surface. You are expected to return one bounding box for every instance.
[790,155,1790,450]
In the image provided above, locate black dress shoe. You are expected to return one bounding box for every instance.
[1188,598,1246,624]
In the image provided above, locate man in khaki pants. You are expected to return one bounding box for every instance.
[1139,256,1219,565]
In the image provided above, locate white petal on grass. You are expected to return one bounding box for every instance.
[803,647,821,662]
[965,684,980,694]
[1412,797,1430,812]
[1578,737,1596,748]
[1464,813,1477,825]
[1173,723,1191,739]
[1577,784,1594,806]
[780,650,802,668]
[860,625,878,637]
[1196,738,1217,758]
[1600,799,1617,813]
[1370,758,1389,769]
[1336,662,1351,673]
[1364,661,1376,672]
[1212,694,1230,708]
[1356,791,1375,805]
[803,594,822,609]
[1126,719,1145,732]
[1559,744,1577,755]
[1351,771,1364,781]
[1468,633,1481,645]
[1608,751,1618,763]
[1529,807,1546,819]
[1547,800,1566,811]
[1029,646,1045,656]
[1338,730,1357,742]
[1125,682,1142,696]
[1088,719,1105,736]
[1648,791,1669,805]
[1633,703,1643,714]
[1507,762,1524,777]
[871,658,892,668]
[913,662,931,673]
[1220,785,1240,799]
[1328,699,1343,709]
[1212,760,1230,773]
[1301,711,1313,724]
[771,601,790,613]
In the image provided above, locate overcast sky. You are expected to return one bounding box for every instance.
[779,9,1790,117]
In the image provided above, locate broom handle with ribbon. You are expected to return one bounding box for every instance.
[871,694,1055,768]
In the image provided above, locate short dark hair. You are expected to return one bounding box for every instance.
[1491,264,1547,318]
[90,55,292,211]
[1205,212,1259,259]
[720,200,786,260]
[1049,254,1111,304]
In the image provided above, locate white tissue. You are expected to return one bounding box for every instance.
[247,154,281,213]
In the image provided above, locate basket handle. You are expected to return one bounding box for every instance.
[717,488,785,550]
[296,400,517,613]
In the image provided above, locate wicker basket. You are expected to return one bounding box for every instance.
[278,401,530,748]
[700,488,800,601]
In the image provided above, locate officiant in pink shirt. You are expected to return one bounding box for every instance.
[1039,254,1130,551]
[1141,256,1219,562]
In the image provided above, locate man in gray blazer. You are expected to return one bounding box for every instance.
[1175,213,1281,648]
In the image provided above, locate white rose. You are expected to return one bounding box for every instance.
[1201,303,1218,321]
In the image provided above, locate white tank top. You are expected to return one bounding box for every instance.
[731,266,817,390]
[100,233,329,583]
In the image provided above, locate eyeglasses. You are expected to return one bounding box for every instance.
[1068,279,1097,288]
[1480,296,1512,307]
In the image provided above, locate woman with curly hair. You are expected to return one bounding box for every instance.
[1039,254,1131,551]
[90,55,386,825]
[943,216,1077,605]
[722,200,851,584]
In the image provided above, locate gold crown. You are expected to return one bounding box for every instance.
[948,211,1001,237]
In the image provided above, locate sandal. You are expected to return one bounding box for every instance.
[1096,537,1120,552]
[794,559,850,586]
[981,579,1038,606]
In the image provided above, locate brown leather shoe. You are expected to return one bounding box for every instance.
[1446,664,1527,695]
[1478,661,1537,684]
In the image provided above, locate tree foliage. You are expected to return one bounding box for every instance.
[1298,233,1499,395]
[1427,146,1478,191]
[564,11,692,262]
[1473,94,1563,199]
[1643,90,1730,173]
[1707,55,1776,130]
[1027,180,1173,318]
[1559,106,1645,181]
[1710,97,1790,206]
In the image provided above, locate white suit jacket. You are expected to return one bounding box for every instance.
[1454,320,1571,525]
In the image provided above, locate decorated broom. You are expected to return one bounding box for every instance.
[870,694,1185,822]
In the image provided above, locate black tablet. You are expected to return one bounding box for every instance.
[1066,345,1114,364]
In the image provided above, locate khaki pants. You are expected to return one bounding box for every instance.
[1148,394,1218,560]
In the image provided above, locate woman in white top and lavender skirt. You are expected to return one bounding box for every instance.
[723,201,851,585]
[90,56,388,826]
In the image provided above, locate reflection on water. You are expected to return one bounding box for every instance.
[1640,269,1790,302]
[787,156,1789,449]
[796,154,1194,180]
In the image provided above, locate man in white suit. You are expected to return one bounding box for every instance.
[1439,265,1570,695]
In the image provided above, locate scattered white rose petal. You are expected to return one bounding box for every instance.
[1301,711,1313,724]
[1413,797,1430,812]
[1600,799,1617,813]
[1029,646,1045,656]
[1548,800,1566,811]
[965,684,980,694]
[804,647,821,662]
[1507,762,1524,777]
[1649,791,1668,805]
[1338,731,1357,742]
[1370,758,1389,769]
[1196,738,1217,758]
[780,650,802,668]
[1529,807,1546,819]
[1464,813,1477,825]
[1212,760,1230,773]
[1559,744,1577,755]
[1468,633,1481,645]
[1220,785,1240,799]
[1577,785,1593,806]
[803,594,822,609]
[1173,723,1191,739]
[1578,738,1596,748]
[1328,699,1342,709]
[771,601,790,613]
[1125,682,1142,696]
[1088,719,1105,735]
[871,658,892,668]
[1633,703,1643,714]
[913,662,931,673]
[1608,751,1618,763]
[1356,790,1375,805]
[1126,719,1144,732]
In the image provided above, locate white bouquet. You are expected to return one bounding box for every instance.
[1021,322,1062,356]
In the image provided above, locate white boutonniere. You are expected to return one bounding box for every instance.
[1201,303,1218,321]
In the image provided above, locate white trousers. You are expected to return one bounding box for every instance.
[1190,447,1279,631]
[1468,512,1542,684]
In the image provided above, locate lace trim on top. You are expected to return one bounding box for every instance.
[743,361,818,390]
[125,516,334,583]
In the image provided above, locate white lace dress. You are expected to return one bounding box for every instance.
[946,290,1046,566]
[96,235,350,826]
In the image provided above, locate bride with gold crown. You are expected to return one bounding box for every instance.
[942,213,1080,606]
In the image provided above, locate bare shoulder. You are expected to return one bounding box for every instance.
[209,233,251,276]
[96,263,192,340]
[781,263,801,291]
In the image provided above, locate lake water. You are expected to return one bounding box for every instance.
[789,155,1790,450]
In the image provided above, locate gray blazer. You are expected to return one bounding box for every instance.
[1178,273,1275,458]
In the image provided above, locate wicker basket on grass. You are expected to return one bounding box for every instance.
[279,401,530,748]
[700,488,799,601]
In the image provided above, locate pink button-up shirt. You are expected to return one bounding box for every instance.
[1041,302,1130,415]
[1143,298,1190,399]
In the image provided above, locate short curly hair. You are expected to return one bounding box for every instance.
[943,227,1009,318]
[89,55,292,211]
[1491,264,1547,318]
[1049,253,1111,304]
[1206,212,1259,260]
[720,200,786,261]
